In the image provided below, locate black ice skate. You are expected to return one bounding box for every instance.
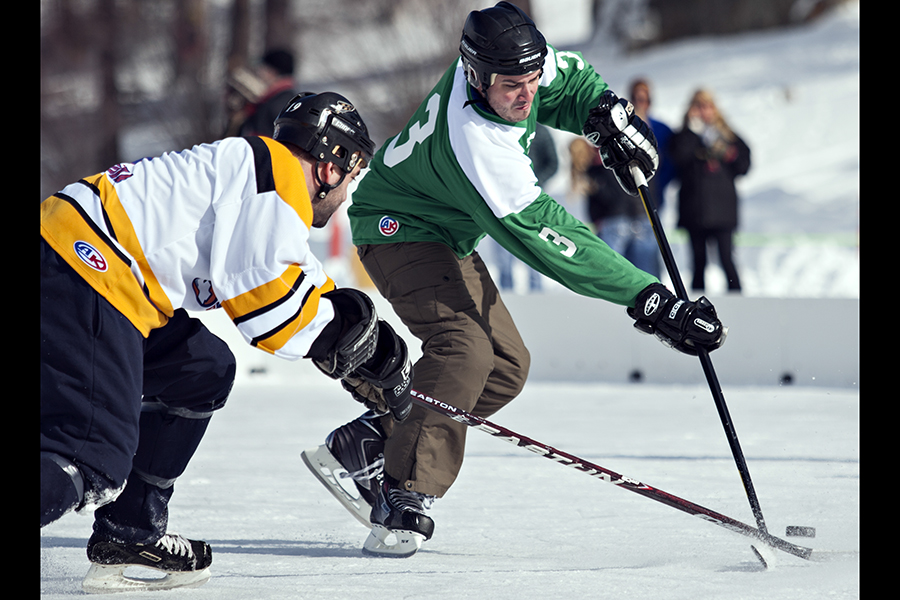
[301,410,386,527]
[363,479,435,558]
[82,532,212,594]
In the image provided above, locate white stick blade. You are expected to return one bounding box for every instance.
[750,544,778,570]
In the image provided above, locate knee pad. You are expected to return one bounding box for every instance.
[132,401,214,486]
[143,312,236,412]
[41,452,84,526]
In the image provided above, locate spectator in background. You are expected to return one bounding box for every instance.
[569,135,661,278]
[630,78,675,211]
[669,88,751,293]
[566,78,674,280]
[225,49,299,137]
[530,123,560,191]
[491,123,559,291]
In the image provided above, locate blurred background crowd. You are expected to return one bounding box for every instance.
[40,0,858,297]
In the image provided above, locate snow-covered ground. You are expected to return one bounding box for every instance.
[40,3,860,598]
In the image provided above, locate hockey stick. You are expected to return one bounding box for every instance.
[629,165,770,535]
[410,388,813,561]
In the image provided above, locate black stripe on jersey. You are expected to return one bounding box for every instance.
[233,268,307,326]
[244,136,277,194]
[76,179,118,240]
[250,285,315,348]
[54,192,132,268]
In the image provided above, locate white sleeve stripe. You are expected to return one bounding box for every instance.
[539,46,558,86]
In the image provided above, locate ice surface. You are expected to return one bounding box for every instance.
[40,379,859,599]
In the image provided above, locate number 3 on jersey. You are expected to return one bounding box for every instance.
[539,227,577,257]
[383,94,441,168]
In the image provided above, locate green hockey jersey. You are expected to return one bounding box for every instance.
[349,46,658,307]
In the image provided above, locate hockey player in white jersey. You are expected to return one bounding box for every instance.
[40,91,414,592]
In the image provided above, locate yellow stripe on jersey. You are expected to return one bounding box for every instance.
[40,195,169,336]
[222,263,307,322]
[83,172,175,320]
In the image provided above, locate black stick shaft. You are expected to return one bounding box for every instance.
[629,165,768,534]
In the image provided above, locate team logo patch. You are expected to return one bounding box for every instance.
[379,216,399,237]
[333,100,356,113]
[74,241,108,272]
[106,163,133,183]
[192,278,220,309]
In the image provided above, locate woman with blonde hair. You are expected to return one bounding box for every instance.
[669,88,751,292]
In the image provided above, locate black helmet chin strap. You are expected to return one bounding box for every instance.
[314,160,347,199]
[463,86,495,114]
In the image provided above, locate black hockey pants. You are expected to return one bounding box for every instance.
[40,239,235,542]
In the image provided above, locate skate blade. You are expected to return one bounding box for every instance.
[361,524,425,558]
[301,445,372,529]
[82,563,211,594]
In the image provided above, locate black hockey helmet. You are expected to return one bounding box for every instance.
[459,1,547,92]
[273,91,375,174]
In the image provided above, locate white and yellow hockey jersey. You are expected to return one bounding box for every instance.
[41,136,337,360]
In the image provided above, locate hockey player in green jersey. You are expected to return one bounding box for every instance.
[302,2,726,557]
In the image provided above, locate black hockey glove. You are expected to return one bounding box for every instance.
[583,91,629,145]
[312,288,379,380]
[341,320,413,422]
[583,90,659,196]
[628,283,726,355]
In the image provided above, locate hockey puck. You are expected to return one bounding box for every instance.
[785,525,816,538]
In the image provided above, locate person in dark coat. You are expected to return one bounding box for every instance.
[578,78,675,279]
[576,139,662,278]
[225,49,299,138]
[669,88,751,293]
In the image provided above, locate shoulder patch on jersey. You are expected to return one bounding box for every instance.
[106,163,134,183]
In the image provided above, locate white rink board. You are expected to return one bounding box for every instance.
[196,294,859,389]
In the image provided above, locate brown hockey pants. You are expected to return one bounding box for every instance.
[357,242,530,497]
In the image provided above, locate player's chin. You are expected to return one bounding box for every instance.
[312,210,335,228]
[508,105,532,123]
